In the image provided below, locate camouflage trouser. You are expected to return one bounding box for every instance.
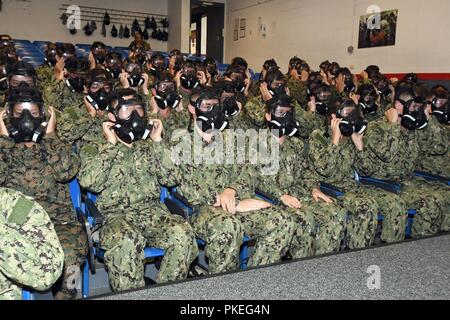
[191,206,244,274]
[52,221,88,300]
[100,210,198,292]
[290,200,347,258]
[238,208,296,268]
[192,206,295,273]
[341,191,379,249]
[360,187,408,243]
[402,179,450,238]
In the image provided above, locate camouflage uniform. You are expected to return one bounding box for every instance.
[244,95,321,139]
[156,109,191,144]
[167,128,295,273]
[43,79,95,145]
[78,140,198,292]
[0,134,87,300]
[416,117,450,177]
[356,119,450,238]
[287,76,308,109]
[0,187,64,300]
[251,131,347,257]
[36,64,54,89]
[306,129,389,247]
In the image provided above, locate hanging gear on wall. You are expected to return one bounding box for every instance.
[143,28,150,40]
[60,13,68,26]
[123,25,130,38]
[119,25,124,39]
[111,25,118,38]
[101,22,106,37]
[145,16,152,29]
[84,22,93,36]
[161,18,169,28]
[104,11,111,26]
[150,17,157,29]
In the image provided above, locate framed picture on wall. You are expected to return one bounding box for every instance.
[240,18,246,38]
[358,9,398,48]
[234,18,239,41]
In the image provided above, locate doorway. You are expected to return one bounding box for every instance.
[190,1,225,62]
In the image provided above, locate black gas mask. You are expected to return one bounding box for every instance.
[399,98,428,131]
[222,95,240,118]
[232,75,246,94]
[86,81,111,111]
[149,60,165,77]
[126,64,145,88]
[180,71,199,90]
[154,81,181,110]
[267,80,286,97]
[431,96,450,125]
[66,75,86,93]
[336,105,368,137]
[268,107,299,138]
[0,66,8,91]
[359,94,379,115]
[206,64,218,78]
[7,87,47,143]
[113,97,153,144]
[314,91,332,116]
[106,66,121,80]
[195,97,228,133]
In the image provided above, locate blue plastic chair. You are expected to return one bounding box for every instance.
[162,187,253,270]
[74,179,165,297]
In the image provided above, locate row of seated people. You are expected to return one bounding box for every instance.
[0,34,449,300]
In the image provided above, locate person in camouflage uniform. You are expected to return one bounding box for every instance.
[252,94,347,257]
[42,46,95,145]
[167,88,295,273]
[356,84,450,239]
[0,87,87,300]
[176,62,203,108]
[355,83,385,123]
[76,68,115,150]
[286,56,310,109]
[78,88,198,292]
[0,56,17,108]
[245,70,318,138]
[305,98,404,247]
[415,86,450,177]
[214,80,253,131]
[148,72,189,143]
[145,52,166,90]
[248,59,279,99]
[0,187,64,300]
[35,43,57,87]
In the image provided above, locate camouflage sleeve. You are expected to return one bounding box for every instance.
[417,117,448,156]
[294,101,321,139]
[0,188,64,292]
[308,129,342,177]
[41,133,80,183]
[360,120,401,162]
[152,142,183,188]
[56,104,96,145]
[0,136,14,185]
[243,97,266,128]
[78,141,119,193]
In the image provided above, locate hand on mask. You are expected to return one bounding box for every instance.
[88,52,96,70]
[198,71,208,86]
[45,106,57,135]
[149,119,163,142]
[102,121,118,145]
[349,92,359,105]
[351,132,364,151]
[300,70,309,82]
[141,73,150,95]
[330,114,342,146]
[424,104,432,119]
[84,96,98,118]
[312,188,334,204]
[0,110,9,137]
[236,199,271,213]
[54,58,66,81]
[260,82,273,102]
[385,108,399,124]
[280,195,302,209]
[175,71,182,90]
[119,72,130,89]
[308,97,317,113]
[214,188,237,214]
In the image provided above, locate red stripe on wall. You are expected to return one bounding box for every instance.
[383,73,450,81]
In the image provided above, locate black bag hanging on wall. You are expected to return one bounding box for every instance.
[143,28,150,40]
[111,25,118,38]
[84,22,93,36]
[104,11,111,26]
[151,28,158,39]
[60,13,68,25]
[145,16,151,29]
[123,26,130,38]
[161,18,169,28]
[150,17,157,29]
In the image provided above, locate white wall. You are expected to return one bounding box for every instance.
[167,0,190,53]
[0,0,168,51]
[224,0,450,73]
